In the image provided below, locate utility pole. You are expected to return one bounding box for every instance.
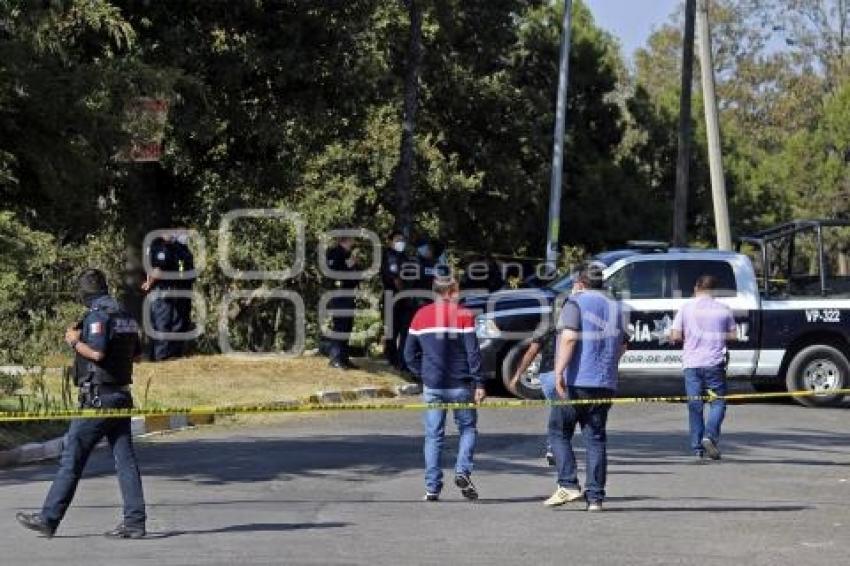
[544,0,573,273]
[696,0,732,250]
[673,0,697,248]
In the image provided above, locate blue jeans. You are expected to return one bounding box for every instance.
[539,371,556,401]
[423,387,478,494]
[547,387,613,504]
[684,365,728,453]
[42,391,146,529]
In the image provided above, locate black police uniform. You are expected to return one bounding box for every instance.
[416,255,437,296]
[326,244,358,366]
[147,237,178,361]
[381,247,413,371]
[171,238,196,355]
[41,294,146,534]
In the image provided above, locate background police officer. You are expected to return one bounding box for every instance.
[142,233,178,361]
[326,234,359,369]
[16,269,147,539]
[381,230,413,372]
[415,239,438,296]
[170,232,196,356]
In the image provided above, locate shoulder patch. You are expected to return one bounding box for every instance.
[89,321,105,335]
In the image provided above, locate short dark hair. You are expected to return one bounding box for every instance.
[388,229,404,241]
[574,261,605,290]
[78,269,108,296]
[695,275,718,291]
[432,275,459,296]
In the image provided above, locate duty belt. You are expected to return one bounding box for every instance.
[78,383,131,409]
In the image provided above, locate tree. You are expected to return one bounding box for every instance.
[393,0,423,236]
[0,0,139,237]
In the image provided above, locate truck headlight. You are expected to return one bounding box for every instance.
[475,315,501,338]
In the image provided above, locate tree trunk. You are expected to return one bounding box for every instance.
[395,0,423,237]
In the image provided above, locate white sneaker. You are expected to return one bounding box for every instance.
[543,486,583,507]
[586,501,603,513]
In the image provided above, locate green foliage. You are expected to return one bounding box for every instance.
[0,371,23,396]
[5,0,850,364]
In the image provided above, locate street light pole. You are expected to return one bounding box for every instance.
[673,0,697,248]
[696,0,732,250]
[545,0,573,274]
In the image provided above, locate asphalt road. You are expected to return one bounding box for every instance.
[0,378,848,566]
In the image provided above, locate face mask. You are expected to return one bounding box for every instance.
[393,241,406,253]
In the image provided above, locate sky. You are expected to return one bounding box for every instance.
[585,0,680,56]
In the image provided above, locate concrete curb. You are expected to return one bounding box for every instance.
[0,382,421,469]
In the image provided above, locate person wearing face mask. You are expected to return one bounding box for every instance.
[545,263,628,513]
[16,269,147,539]
[381,230,414,372]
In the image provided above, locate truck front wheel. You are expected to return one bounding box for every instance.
[502,342,545,400]
[785,344,849,407]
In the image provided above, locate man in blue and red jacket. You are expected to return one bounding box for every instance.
[404,276,486,502]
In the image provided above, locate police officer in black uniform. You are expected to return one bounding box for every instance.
[326,234,359,369]
[171,232,196,356]
[415,239,438,299]
[381,230,413,372]
[16,269,147,539]
[142,234,177,361]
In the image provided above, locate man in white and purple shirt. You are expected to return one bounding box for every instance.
[670,275,738,461]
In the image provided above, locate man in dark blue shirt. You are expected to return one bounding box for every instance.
[381,230,414,372]
[142,235,178,361]
[16,269,147,539]
[326,235,359,369]
[170,233,196,355]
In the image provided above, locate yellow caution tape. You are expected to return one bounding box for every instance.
[1,388,848,422]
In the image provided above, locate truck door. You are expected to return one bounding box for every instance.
[607,258,682,376]
[608,257,759,377]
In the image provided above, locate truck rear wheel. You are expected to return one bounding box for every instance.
[785,344,849,407]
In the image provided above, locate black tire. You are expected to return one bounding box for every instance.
[784,344,849,407]
[501,341,545,400]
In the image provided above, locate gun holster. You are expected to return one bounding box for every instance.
[78,380,102,409]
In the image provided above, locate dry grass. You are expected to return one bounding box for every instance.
[2,355,409,449]
[129,355,407,408]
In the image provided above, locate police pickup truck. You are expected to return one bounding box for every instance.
[465,220,850,407]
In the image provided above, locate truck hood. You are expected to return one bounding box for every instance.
[461,287,558,316]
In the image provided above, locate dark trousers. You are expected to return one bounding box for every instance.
[172,289,194,357]
[383,296,412,370]
[328,296,354,364]
[42,391,146,529]
[548,387,614,504]
[149,295,175,361]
